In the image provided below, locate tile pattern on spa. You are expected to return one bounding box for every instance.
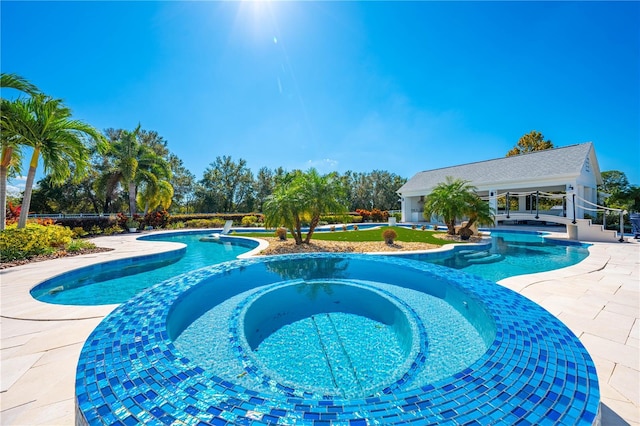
[75,254,600,425]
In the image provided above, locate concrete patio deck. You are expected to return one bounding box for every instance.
[1,230,638,425]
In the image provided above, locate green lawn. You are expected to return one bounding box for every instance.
[235,226,455,246]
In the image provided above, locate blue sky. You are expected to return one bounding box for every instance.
[2,1,639,193]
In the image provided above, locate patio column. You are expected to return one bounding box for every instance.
[518,195,526,212]
[566,184,576,222]
[489,190,498,224]
[400,195,408,222]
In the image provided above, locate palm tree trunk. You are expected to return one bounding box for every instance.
[0,147,12,230]
[304,215,320,244]
[293,217,303,245]
[128,181,137,217]
[446,219,456,235]
[17,149,39,229]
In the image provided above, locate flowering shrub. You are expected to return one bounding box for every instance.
[355,208,389,222]
[116,213,143,229]
[370,209,389,222]
[5,201,21,225]
[355,209,371,221]
[143,210,170,229]
[0,224,74,261]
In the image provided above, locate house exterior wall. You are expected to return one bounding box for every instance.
[398,145,603,223]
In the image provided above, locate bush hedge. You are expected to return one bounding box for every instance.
[0,224,74,261]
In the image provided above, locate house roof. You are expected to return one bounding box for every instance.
[398,142,598,194]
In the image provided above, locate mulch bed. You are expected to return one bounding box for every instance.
[0,247,113,270]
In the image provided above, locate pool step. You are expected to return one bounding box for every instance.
[311,314,363,396]
[466,253,503,264]
[463,250,491,259]
[461,250,504,264]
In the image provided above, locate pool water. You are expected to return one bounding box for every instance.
[30,233,256,305]
[173,278,488,398]
[403,231,589,282]
[32,230,588,306]
[255,312,404,396]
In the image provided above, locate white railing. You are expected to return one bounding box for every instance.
[27,213,115,219]
[484,189,625,242]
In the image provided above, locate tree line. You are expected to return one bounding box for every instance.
[2,73,636,233]
[1,73,406,224]
[28,150,407,216]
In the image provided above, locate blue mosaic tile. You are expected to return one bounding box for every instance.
[76,253,600,425]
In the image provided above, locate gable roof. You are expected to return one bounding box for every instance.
[398,142,598,194]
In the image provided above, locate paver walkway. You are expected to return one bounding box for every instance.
[1,231,638,425]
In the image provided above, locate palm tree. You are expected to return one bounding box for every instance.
[263,169,348,245]
[2,94,104,228]
[300,169,348,243]
[264,171,306,244]
[0,73,39,95]
[137,173,174,215]
[459,195,495,233]
[101,126,172,217]
[0,73,40,230]
[423,176,494,236]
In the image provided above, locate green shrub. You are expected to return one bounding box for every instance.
[89,225,103,235]
[167,221,185,229]
[55,216,115,233]
[320,214,352,224]
[241,215,258,227]
[72,227,88,238]
[67,239,97,252]
[103,225,124,235]
[184,218,226,228]
[169,213,264,226]
[392,212,402,222]
[0,224,74,261]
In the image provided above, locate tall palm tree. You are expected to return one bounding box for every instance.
[0,73,39,95]
[102,126,171,217]
[423,176,493,236]
[137,169,174,215]
[0,73,40,230]
[4,94,104,228]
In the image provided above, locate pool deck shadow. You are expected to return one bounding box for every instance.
[1,229,638,425]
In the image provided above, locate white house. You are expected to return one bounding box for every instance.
[397,142,603,224]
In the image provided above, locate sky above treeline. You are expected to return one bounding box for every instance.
[2,1,639,192]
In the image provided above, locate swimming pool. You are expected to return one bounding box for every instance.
[76,254,600,425]
[32,229,589,306]
[403,230,590,282]
[30,233,259,305]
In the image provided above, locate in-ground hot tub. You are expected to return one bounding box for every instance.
[76,253,600,425]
